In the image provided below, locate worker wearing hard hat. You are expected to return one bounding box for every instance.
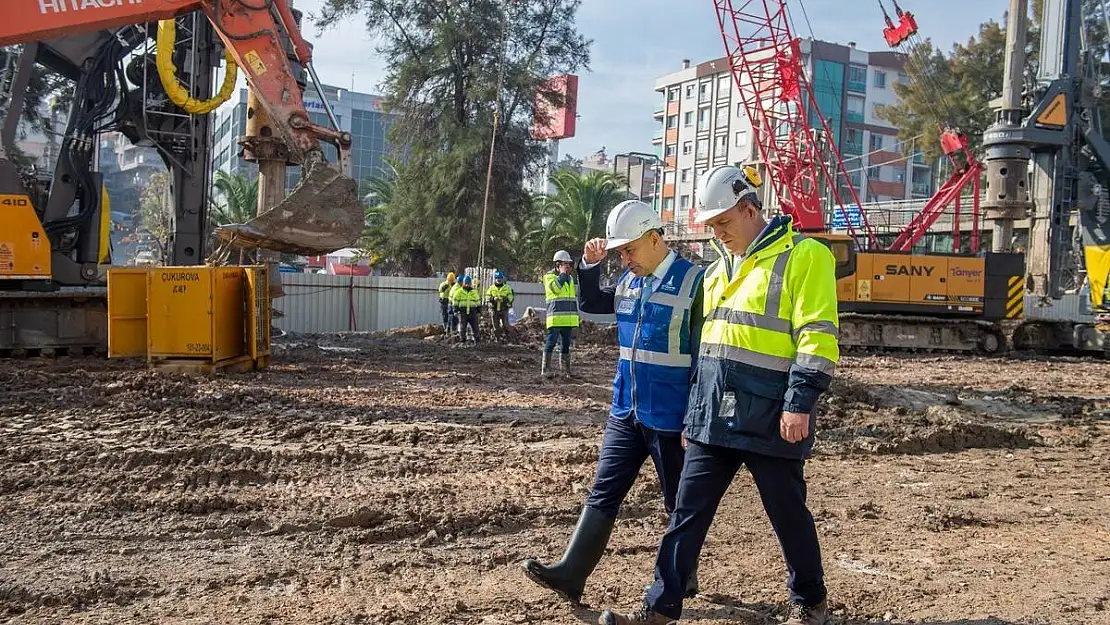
[599,165,840,625]
[446,272,464,335]
[452,275,482,343]
[438,271,457,332]
[541,250,580,378]
[486,270,514,339]
[522,200,705,604]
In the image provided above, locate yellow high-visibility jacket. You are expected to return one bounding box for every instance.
[683,215,840,459]
[542,270,579,328]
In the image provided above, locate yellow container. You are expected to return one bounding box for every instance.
[107,265,270,372]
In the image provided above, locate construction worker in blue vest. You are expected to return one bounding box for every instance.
[541,250,580,378]
[599,165,840,625]
[522,200,704,604]
[438,271,457,332]
[452,275,482,343]
[486,270,514,339]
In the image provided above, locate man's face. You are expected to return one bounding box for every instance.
[706,199,762,256]
[613,231,663,277]
[557,262,572,274]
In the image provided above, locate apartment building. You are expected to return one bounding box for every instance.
[652,40,935,234]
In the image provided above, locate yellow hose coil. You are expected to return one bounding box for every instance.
[156,20,238,115]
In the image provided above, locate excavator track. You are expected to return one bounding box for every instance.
[0,289,108,357]
[837,312,1007,355]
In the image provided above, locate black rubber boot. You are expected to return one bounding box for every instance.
[521,506,615,603]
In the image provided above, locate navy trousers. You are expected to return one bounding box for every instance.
[440,300,450,330]
[544,327,573,354]
[645,440,825,619]
[585,415,685,519]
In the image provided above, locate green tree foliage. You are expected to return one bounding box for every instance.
[884,1,1110,163]
[313,0,591,275]
[137,170,172,263]
[209,170,258,226]
[543,169,627,250]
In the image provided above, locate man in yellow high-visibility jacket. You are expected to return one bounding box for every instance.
[438,271,457,332]
[599,165,840,625]
[542,250,580,378]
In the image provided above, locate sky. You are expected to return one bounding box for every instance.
[286,0,1009,159]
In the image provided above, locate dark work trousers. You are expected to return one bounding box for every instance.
[544,327,573,354]
[440,299,450,330]
[585,414,685,518]
[458,308,480,342]
[644,440,826,619]
[490,306,509,337]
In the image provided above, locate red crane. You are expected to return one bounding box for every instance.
[712,0,983,254]
[712,0,879,250]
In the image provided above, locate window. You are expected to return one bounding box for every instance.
[846,95,865,122]
[715,106,729,127]
[668,87,680,101]
[848,65,867,92]
[892,166,906,183]
[684,111,694,127]
[699,82,711,103]
[869,133,884,151]
[873,103,887,120]
[685,84,695,99]
[680,168,690,183]
[735,129,748,146]
[736,102,744,117]
[717,75,730,95]
[682,141,693,155]
[666,114,678,129]
[873,70,886,89]
[897,72,909,85]
[697,107,710,131]
[696,141,709,159]
[663,197,675,210]
[665,144,677,157]
[680,194,691,207]
[663,170,676,185]
[714,134,728,151]
[867,165,881,180]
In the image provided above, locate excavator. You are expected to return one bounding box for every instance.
[0,0,364,354]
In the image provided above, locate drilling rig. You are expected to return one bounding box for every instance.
[981,0,1110,352]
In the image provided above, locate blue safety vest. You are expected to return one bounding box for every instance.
[610,256,704,432]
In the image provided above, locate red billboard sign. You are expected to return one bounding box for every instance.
[532,74,578,140]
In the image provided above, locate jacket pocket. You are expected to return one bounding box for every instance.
[721,374,786,440]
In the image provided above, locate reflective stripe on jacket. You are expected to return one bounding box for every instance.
[610,256,704,432]
[684,215,840,459]
[486,284,514,310]
[543,271,580,328]
[453,286,481,312]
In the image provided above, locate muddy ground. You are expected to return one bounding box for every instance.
[1,332,1108,625]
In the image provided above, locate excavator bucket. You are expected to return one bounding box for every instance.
[212,158,363,256]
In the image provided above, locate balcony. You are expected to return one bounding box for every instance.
[652,131,663,144]
[654,107,664,120]
[912,182,932,196]
[842,140,863,155]
[912,151,928,165]
[847,79,867,94]
[845,110,865,124]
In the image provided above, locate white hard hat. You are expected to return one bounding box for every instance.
[604,200,663,250]
[553,250,573,263]
[694,164,761,224]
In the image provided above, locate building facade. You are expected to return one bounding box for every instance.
[652,41,936,237]
[210,85,396,197]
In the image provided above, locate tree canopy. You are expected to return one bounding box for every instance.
[312,0,591,275]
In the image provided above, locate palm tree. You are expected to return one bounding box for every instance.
[210,170,258,226]
[543,169,628,250]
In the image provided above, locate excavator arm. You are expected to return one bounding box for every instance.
[0,0,362,255]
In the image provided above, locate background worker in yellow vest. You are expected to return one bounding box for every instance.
[541,250,580,378]
[438,272,457,333]
[452,275,482,343]
[600,165,840,625]
[486,270,514,339]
